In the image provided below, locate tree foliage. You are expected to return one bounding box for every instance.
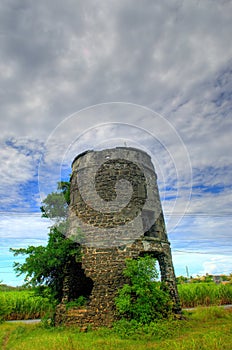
[10,182,81,302]
[40,181,70,222]
[115,256,173,324]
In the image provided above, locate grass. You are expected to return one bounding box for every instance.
[0,306,231,349]
[1,282,232,321]
[178,282,232,308]
[0,289,53,321]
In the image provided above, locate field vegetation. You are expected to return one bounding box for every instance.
[178,282,232,308]
[0,285,52,321]
[0,306,231,350]
[1,278,232,322]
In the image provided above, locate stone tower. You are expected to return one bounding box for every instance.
[55,147,181,328]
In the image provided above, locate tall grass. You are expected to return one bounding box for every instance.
[178,282,232,308]
[0,290,53,321]
[0,306,231,350]
[1,282,231,321]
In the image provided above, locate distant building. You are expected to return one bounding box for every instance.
[213,275,231,284]
[213,275,222,284]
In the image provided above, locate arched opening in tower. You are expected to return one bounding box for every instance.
[64,261,94,302]
[139,251,163,281]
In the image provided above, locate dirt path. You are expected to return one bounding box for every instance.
[183,304,232,311]
[2,330,11,350]
[6,319,41,324]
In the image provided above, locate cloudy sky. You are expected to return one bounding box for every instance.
[0,0,232,285]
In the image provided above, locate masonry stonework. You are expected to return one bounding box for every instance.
[55,147,181,328]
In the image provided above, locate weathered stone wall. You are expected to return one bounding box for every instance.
[55,147,181,328]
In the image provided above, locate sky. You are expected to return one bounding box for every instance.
[0,0,232,286]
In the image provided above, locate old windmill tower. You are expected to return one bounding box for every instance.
[55,147,181,327]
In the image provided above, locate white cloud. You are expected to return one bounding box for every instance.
[0,213,50,239]
[0,138,44,210]
[172,252,232,277]
[0,213,50,286]
[200,257,232,276]
[0,0,232,282]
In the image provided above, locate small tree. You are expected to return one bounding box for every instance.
[115,256,173,324]
[10,182,81,302]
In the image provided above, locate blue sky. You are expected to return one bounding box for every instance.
[0,0,232,285]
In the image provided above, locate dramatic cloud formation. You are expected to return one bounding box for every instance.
[0,0,231,284]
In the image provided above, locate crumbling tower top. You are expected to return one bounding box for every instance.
[68,147,168,247]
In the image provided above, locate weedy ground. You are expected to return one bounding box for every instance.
[0,306,232,350]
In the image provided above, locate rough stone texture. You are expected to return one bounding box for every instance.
[55,147,181,328]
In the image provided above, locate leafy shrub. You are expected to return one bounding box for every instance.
[65,296,88,310]
[115,256,173,324]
